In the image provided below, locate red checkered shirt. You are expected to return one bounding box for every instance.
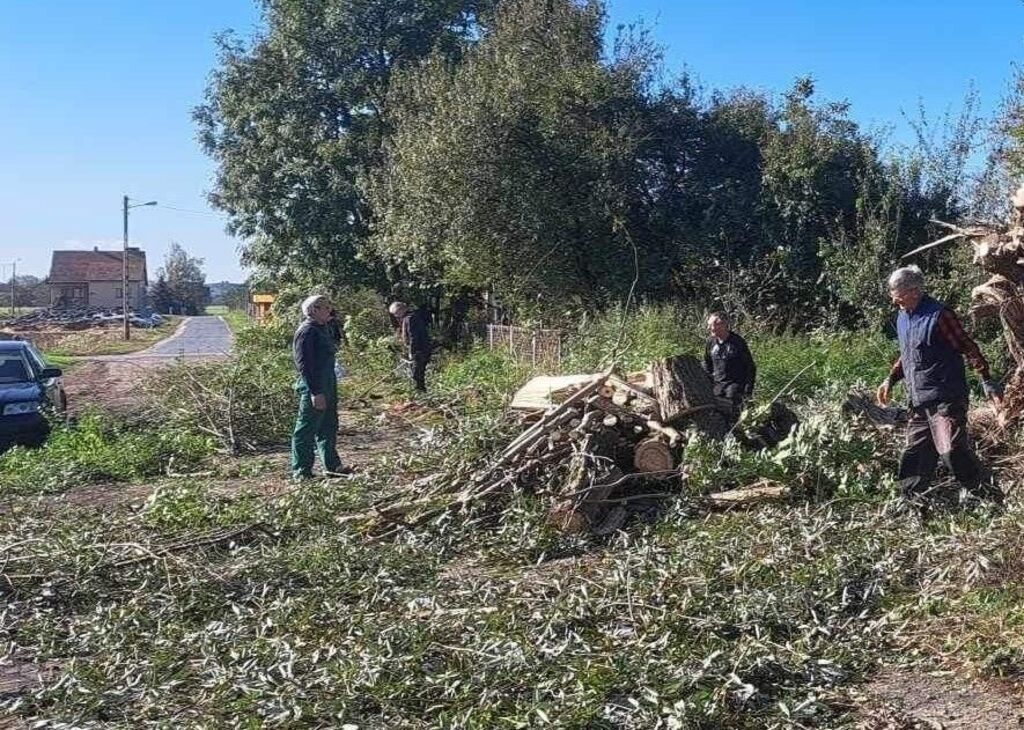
[888,307,990,383]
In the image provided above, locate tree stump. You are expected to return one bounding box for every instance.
[650,354,728,438]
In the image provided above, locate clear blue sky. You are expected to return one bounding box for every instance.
[3,0,1023,282]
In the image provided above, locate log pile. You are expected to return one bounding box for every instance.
[355,355,801,537]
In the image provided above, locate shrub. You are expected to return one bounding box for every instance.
[151,343,296,454]
[0,412,214,496]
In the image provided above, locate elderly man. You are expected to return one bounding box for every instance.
[876,265,1001,512]
[703,311,757,406]
[291,294,350,479]
[389,301,432,392]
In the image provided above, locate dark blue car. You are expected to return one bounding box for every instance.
[0,340,66,449]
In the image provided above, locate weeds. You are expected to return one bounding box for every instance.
[0,412,214,496]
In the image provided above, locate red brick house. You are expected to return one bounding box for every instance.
[49,247,148,310]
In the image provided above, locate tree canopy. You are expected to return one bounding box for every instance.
[198,0,1010,328]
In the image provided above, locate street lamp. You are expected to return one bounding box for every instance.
[122,196,157,340]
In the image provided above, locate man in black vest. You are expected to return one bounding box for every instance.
[703,311,757,406]
[876,265,1002,513]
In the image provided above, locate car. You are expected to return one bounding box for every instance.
[0,340,67,450]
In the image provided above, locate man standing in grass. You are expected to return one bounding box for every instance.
[389,301,432,392]
[703,311,757,407]
[291,294,350,480]
[876,265,1002,513]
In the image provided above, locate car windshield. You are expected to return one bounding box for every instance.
[0,354,31,384]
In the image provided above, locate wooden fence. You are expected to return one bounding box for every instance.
[486,324,562,369]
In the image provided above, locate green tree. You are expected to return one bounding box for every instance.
[194,0,493,294]
[158,244,210,316]
[149,275,174,314]
[366,0,659,318]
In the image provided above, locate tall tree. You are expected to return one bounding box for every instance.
[366,0,659,317]
[195,0,494,293]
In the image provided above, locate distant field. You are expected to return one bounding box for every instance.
[206,305,250,333]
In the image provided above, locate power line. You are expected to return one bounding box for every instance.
[159,204,227,218]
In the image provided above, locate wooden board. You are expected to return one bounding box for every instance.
[510,373,601,411]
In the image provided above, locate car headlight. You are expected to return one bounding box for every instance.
[3,401,40,415]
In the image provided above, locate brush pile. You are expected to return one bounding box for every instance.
[904,185,1024,427]
[365,355,799,535]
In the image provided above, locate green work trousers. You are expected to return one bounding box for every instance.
[290,380,341,478]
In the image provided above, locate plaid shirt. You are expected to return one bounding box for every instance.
[888,307,990,383]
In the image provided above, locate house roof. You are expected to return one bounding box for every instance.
[49,249,147,284]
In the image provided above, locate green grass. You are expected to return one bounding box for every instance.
[0,412,215,497]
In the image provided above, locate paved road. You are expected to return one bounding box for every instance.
[140,316,233,358]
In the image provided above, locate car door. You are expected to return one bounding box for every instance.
[25,343,63,409]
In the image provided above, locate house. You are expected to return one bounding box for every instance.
[49,247,148,311]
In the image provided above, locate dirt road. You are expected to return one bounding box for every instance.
[64,316,233,412]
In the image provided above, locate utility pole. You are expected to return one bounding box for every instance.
[10,260,15,317]
[121,196,157,340]
[123,195,130,340]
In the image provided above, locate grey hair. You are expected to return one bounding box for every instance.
[887,265,925,292]
[707,310,731,327]
[300,294,328,317]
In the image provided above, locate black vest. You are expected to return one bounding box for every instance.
[896,295,967,407]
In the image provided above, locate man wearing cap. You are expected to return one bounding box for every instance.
[877,265,1002,513]
[291,294,350,479]
[389,301,432,392]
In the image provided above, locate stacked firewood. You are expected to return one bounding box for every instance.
[353,355,798,537]
[461,355,731,534]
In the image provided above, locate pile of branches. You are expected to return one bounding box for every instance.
[359,356,798,536]
[905,186,1024,427]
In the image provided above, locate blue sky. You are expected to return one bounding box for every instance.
[2,0,1023,283]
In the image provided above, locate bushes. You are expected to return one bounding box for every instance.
[0,412,214,496]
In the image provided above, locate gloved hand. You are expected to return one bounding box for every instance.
[982,379,1004,401]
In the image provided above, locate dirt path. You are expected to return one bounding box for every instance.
[858,667,1024,729]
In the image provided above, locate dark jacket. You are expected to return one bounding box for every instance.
[704,332,756,397]
[400,309,432,354]
[293,319,337,395]
[896,295,968,407]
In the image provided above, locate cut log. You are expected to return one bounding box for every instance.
[646,419,683,447]
[634,438,674,473]
[707,482,790,508]
[650,355,728,438]
[611,391,632,407]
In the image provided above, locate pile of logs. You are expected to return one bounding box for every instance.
[457,355,735,534]
[354,354,800,537]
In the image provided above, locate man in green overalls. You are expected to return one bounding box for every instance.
[291,294,350,479]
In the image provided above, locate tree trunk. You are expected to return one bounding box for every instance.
[650,354,728,438]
